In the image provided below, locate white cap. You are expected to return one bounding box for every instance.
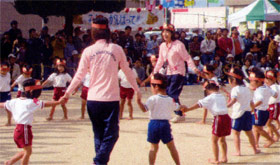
[274,35,280,43]
[278,56,280,61]
[72,50,79,55]
[226,54,234,59]
[193,56,200,61]
[8,53,16,58]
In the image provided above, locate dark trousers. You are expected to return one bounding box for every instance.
[166,74,185,104]
[32,65,42,80]
[87,101,120,165]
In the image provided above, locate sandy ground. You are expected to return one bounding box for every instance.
[0,85,280,165]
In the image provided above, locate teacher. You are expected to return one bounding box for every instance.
[61,17,141,165]
[153,23,199,122]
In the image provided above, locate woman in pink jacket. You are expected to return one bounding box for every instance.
[154,23,200,122]
[61,17,141,165]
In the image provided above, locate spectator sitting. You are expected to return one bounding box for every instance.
[187,56,203,85]
[210,55,223,79]
[245,52,257,66]
[134,59,146,82]
[256,56,272,72]
[241,58,254,80]
[8,54,20,83]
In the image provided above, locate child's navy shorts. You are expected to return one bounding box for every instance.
[232,111,252,132]
[0,92,11,102]
[147,120,173,144]
[252,110,269,126]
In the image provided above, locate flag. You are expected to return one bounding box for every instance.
[185,0,194,6]
[174,0,185,8]
[208,0,219,3]
[161,0,175,8]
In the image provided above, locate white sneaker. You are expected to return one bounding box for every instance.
[171,116,185,123]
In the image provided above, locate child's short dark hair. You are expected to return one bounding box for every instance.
[205,82,219,91]
[228,68,244,85]
[250,67,265,83]
[152,73,168,89]
[22,79,42,99]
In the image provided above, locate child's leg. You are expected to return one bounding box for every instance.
[253,126,260,148]
[4,151,24,165]
[5,110,12,126]
[166,140,180,165]
[219,136,228,163]
[119,98,126,119]
[232,130,241,156]
[149,143,159,165]
[47,99,56,120]
[21,146,32,165]
[127,99,133,120]
[80,99,87,119]
[266,119,280,141]
[197,108,207,124]
[276,119,280,130]
[254,126,274,148]
[245,130,260,154]
[61,104,68,119]
[209,135,219,164]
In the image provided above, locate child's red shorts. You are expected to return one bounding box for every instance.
[212,114,231,137]
[120,86,134,99]
[14,124,33,148]
[53,87,66,101]
[80,86,89,100]
[268,103,279,120]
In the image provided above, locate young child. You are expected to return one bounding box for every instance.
[226,68,260,156]
[11,65,33,98]
[249,68,277,148]
[118,57,140,120]
[0,62,12,126]
[182,82,231,164]
[264,70,280,141]
[42,59,72,121]
[137,73,182,165]
[198,64,229,124]
[0,79,63,165]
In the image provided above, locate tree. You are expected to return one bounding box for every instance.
[14,0,126,35]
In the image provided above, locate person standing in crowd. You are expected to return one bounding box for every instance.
[134,59,146,82]
[1,32,13,62]
[179,31,189,52]
[192,29,204,42]
[147,34,159,55]
[153,23,199,123]
[231,28,244,65]
[267,35,280,67]
[52,31,66,59]
[8,20,22,43]
[200,31,216,65]
[82,34,91,50]
[8,54,20,83]
[60,17,141,165]
[64,35,76,76]
[26,28,43,80]
[218,28,233,64]
[243,30,252,59]
[134,33,145,61]
[189,35,201,58]
[42,35,53,81]
[188,56,203,85]
[40,26,50,42]
[119,26,135,60]
[110,32,119,44]
[73,27,84,53]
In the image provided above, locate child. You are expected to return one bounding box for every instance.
[198,64,230,124]
[182,82,231,164]
[42,59,72,121]
[0,62,12,126]
[11,65,33,98]
[226,68,260,156]
[137,73,182,165]
[264,70,280,141]
[249,68,277,148]
[118,57,140,120]
[0,79,63,165]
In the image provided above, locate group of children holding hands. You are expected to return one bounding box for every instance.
[1,55,280,165]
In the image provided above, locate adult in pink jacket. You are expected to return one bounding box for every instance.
[61,17,141,165]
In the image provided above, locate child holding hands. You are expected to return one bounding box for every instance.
[137,73,183,165]
[0,79,64,165]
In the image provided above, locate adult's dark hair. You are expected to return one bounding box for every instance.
[22,79,42,99]
[10,20,18,26]
[221,28,229,33]
[152,73,168,89]
[205,82,219,91]
[251,67,265,80]
[135,33,141,38]
[231,26,237,32]
[125,26,132,30]
[228,68,244,85]
[29,28,36,34]
[91,17,110,43]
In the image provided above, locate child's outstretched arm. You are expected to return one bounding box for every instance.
[10,81,17,91]
[251,101,262,112]
[44,100,63,107]
[227,98,237,108]
[41,80,51,88]
[182,103,200,113]
[137,99,147,112]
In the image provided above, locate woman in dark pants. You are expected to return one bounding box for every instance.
[60,17,141,165]
[153,23,200,123]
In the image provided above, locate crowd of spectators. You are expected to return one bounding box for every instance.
[1,20,280,85]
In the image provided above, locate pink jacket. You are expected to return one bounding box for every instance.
[154,40,197,76]
[66,39,139,102]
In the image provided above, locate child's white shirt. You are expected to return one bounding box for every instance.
[118,68,137,88]
[145,94,179,120]
[82,73,91,88]
[231,86,252,119]
[253,85,276,111]
[15,75,32,92]
[268,84,280,104]
[5,98,44,125]
[198,93,228,116]
[0,73,11,92]
[48,73,72,87]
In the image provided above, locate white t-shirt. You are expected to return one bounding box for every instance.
[82,73,91,88]
[15,75,32,92]
[231,86,252,119]
[118,68,137,88]
[253,85,276,111]
[198,93,228,116]
[48,73,72,87]
[145,94,179,120]
[5,98,44,125]
[268,84,280,104]
[0,73,11,92]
